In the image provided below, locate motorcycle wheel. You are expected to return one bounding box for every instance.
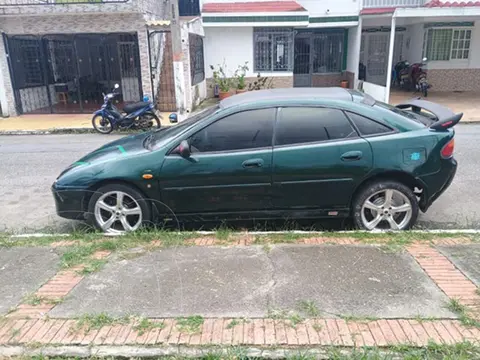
[92,115,114,134]
[139,113,161,131]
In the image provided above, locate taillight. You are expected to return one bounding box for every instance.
[441,138,454,159]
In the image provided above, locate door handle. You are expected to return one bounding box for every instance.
[341,151,363,161]
[242,158,264,168]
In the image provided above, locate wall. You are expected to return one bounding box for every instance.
[362,81,387,102]
[0,13,151,116]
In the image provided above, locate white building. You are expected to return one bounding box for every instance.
[200,0,480,102]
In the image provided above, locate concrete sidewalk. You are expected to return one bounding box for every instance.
[0,236,479,356]
[0,113,172,134]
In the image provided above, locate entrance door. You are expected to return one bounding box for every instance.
[366,33,389,86]
[293,34,311,87]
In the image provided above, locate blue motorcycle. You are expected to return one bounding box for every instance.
[92,84,161,134]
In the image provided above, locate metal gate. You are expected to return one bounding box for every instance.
[4,33,142,114]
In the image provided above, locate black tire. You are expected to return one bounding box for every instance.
[92,115,114,134]
[352,180,419,231]
[87,183,152,233]
[140,113,161,131]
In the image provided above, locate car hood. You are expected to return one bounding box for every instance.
[77,132,149,165]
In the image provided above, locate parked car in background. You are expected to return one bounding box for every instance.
[52,88,460,234]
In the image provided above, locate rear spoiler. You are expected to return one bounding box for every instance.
[395,98,462,130]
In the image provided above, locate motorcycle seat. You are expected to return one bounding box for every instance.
[123,101,150,114]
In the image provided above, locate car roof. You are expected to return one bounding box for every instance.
[219,87,354,109]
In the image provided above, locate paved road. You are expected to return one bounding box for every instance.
[0,125,479,233]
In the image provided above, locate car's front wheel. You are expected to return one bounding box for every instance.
[87,184,152,234]
[353,181,418,231]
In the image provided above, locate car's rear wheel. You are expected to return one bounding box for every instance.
[87,184,152,234]
[353,181,418,231]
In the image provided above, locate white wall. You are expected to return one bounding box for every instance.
[204,26,294,78]
[347,26,359,73]
[204,27,253,78]
[362,81,387,102]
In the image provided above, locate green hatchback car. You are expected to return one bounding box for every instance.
[52,88,460,233]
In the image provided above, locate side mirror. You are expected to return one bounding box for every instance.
[178,140,191,158]
[114,83,120,89]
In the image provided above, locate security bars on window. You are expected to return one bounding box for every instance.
[254,28,294,72]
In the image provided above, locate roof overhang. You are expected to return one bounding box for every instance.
[202,12,309,27]
[202,1,308,27]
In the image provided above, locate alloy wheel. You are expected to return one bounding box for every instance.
[94,191,143,234]
[360,189,413,230]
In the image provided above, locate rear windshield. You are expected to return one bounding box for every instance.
[348,89,432,128]
[374,101,435,126]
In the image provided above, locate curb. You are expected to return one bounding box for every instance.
[0,128,95,135]
[0,345,392,359]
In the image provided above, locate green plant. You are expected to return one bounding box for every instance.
[176,315,204,333]
[133,317,165,336]
[247,73,273,91]
[234,62,249,90]
[297,300,320,317]
[210,63,232,92]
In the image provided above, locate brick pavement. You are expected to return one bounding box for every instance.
[0,236,478,350]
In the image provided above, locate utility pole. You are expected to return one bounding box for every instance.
[170,0,187,120]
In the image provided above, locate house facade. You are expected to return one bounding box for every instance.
[200,0,480,103]
[0,0,208,118]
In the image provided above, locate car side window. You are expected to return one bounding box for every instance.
[275,107,358,146]
[189,108,275,153]
[347,112,393,136]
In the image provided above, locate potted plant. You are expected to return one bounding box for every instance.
[234,62,249,94]
[210,64,232,100]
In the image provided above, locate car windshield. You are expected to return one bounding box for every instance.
[149,105,220,149]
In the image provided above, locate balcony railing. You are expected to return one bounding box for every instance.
[0,0,127,5]
[363,0,424,8]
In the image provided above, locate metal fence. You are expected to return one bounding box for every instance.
[189,34,204,86]
[5,33,142,114]
[0,0,127,5]
[363,0,424,7]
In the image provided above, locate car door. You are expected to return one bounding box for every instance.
[272,106,373,211]
[159,108,276,214]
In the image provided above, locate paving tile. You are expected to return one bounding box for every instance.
[357,322,376,347]
[296,322,309,345]
[304,320,320,345]
[39,320,65,344]
[368,321,387,346]
[93,326,112,345]
[231,320,244,345]
[325,319,341,346]
[201,318,214,345]
[211,318,224,344]
[156,319,174,344]
[377,319,398,345]
[113,324,132,345]
[274,320,287,345]
[346,321,365,347]
[284,321,298,345]
[336,319,353,346]
[253,319,265,345]
[221,319,234,345]
[408,320,430,346]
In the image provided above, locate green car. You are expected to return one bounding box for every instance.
[52,88,460,234]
